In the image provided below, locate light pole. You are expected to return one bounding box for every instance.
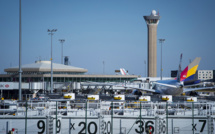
[159,39,165,80]
[144,60,146,77]
[59,39,65,64]
[19,0,22,101]
[48,29,57,93]
[103,61,105,74]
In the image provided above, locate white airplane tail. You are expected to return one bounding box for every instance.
[120,68,128,75]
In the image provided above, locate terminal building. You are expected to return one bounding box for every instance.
[197,70,215,81]
[0,60,138,83]
[0,60,138,99]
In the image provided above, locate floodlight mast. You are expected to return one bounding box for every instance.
[159,38,165,80]
[48,29,57,93]
[59,39,65,64]
[19,0,22,101]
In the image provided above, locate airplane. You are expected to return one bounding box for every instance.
[180,57,201,85]
[123,54,215,96]
[120,68,129,75]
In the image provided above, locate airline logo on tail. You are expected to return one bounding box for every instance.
[120,68,129,75]
[180,57,201,82]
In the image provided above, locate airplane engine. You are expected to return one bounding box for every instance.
[132,89,142,96]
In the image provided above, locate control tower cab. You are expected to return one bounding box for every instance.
[144,10,161,77]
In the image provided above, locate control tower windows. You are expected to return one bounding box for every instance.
[147,19,158,24]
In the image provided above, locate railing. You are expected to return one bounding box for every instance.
[1,100,215,117]
[0,100,215,133]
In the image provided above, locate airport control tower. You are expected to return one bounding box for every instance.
[144,10,160,77]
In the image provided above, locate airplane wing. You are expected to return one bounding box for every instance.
[183,81,214,88]
[117,85,159,93]
[140,88,160,93]
[183,86,215,93]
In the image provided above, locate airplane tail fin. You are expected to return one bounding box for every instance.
[120,68,129,75]
[180,57,201,82]
[176,54,183,82]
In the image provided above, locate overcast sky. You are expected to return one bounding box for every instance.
[0,0,215,77]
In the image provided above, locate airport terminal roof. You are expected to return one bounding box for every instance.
[4,61,88,73]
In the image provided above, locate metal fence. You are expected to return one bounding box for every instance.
[0,100,215,133]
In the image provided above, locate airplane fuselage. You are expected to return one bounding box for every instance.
[154,80,183,95]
